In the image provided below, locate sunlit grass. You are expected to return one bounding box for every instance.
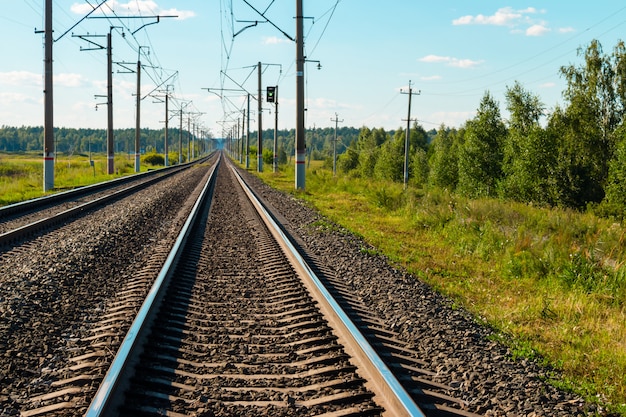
[253,160,626,416]
[0,152,162,206]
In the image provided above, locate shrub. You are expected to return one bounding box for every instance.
[142,153,165,166]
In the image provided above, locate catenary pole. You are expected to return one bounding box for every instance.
[164,90,169,166]
[295,0,305,189]
[43,0,54,191]
[257,62,263,172]
[179,107,183,164]
[106,30,114,174]
[134,58,141,172]
[187,114,192,162]
[273,91,278,173]
[246,93,251,169]
[240,110,245,164]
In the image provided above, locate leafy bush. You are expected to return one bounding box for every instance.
[142,153,165,166]
[262,148,274,165]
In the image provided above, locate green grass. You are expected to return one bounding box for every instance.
[0,151,163,206]
[252,161,626,416]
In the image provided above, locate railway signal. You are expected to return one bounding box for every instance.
[266,86,276,103]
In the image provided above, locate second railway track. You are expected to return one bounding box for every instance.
[0,160,204,244]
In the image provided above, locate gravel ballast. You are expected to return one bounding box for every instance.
[239,167,612,417]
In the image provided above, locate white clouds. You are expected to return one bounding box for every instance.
[263,36,291,45]
[0,92,39,106]
[0,71,87,88]
[0,71,41,86]
[453,7,556,37]
[70,1,195,20]
[56,73,88,88]
[419,55,483,69]
[526,24,550,37]
[453,7,539,27]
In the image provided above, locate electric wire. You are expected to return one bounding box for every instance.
[435,4,626,94]
[306,0,341,58]
[219,1,340,133]
[24,0,43,19]
[68,1,194,129]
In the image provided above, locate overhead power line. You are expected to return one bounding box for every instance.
[240,0,294,41]
[54,0,110,42]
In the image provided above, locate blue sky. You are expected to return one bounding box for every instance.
[1,1,626,138]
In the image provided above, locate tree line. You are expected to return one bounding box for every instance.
[0,126,194,155]
[334,39,626,216]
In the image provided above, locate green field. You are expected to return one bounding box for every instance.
[253,161,626,416]
[0,151,162,206]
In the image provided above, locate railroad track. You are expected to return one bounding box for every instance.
[0,157,209,243]
[16,153,480,416]
[0,159,216,416]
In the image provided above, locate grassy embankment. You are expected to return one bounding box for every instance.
[252,161,626,416]
[0,151,159,206]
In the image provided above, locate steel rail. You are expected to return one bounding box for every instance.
[0,166,174,219]
[229,162,426,417]
[84,156,219,416]
[0,156,211,218]
[0,160,207,247]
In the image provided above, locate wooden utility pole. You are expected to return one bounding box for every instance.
[401,81,420,189]
[331,112,343,177]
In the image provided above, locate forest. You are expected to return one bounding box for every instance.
[0,126,191,156]
[331,39,626,216]
[2,39,626,215]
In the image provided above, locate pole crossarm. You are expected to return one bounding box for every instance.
[233,20,260,38]
[400,80,421,98]
[220,71,256,98]
[132,15,177,35]
[203,87,247,99]
[71,33,106,51]
[241,0,295,41]
[242,62,283,75]
[52,0,110,42]
[142,71,177,100]
[115,62,136,73]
